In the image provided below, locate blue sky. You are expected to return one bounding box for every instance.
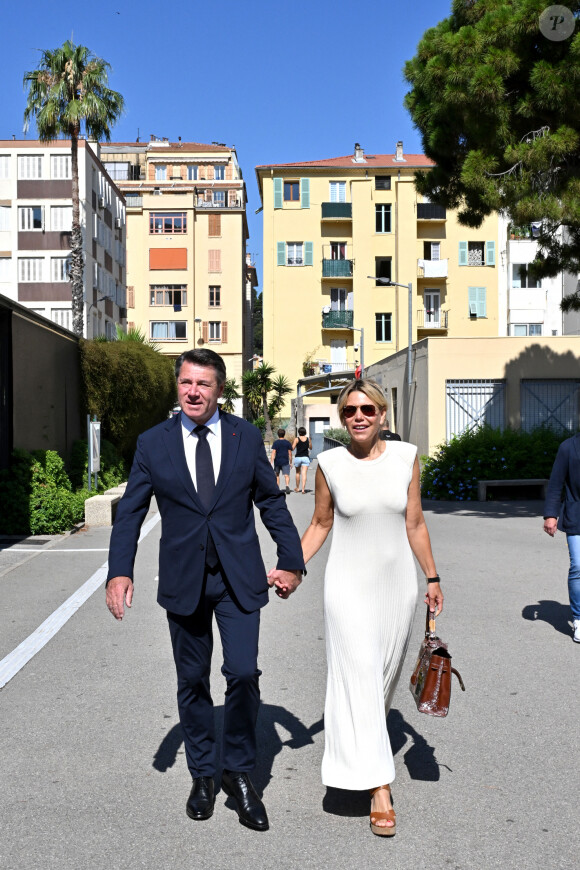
[1,0,453,286]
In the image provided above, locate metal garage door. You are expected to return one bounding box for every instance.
[446,380,505,440]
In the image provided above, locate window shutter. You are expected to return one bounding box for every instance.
[128,321,135,331]
[300,178,310,209]
[274,177,283,209]
[209,249,221,272]
[277,242,286,266]
[459,241,468,266]
[221,321,228,343]
[486,241,496,266]
[127,286,134,308]
[202,321,208,342]
[477,286,487,317]
[209,214,221,236]
[304,241,313,266]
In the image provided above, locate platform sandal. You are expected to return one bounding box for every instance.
[369,784,396,837]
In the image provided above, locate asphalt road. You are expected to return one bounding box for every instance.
[1,480,578,870]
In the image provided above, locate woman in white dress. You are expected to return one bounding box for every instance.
[301,379,443,836]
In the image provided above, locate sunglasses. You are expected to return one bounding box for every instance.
[343,404,377,418]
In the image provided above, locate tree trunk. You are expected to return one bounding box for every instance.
[69,129,84,337]
[262,394,273,442]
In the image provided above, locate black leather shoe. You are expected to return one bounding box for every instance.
[221,770,269,831]
[186,776,215,821]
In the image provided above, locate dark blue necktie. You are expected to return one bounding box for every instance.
[194,425,215,509]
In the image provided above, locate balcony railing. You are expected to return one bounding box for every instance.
[417,258,448,279]
[196,195,243,209]
[317,361,355,373]
[321,202,352,219]
[416,309,449,329]
[417,203,447,220]
[125,196,143,209]
[322,310,354,329]
[322,259,353,278]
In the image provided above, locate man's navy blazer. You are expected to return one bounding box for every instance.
[544,434,580,534]
[106,411,305,614]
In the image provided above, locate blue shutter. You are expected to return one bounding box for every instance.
[274,178,283,209]
[468,286,486,317]
[300,178,310,209]
[304,241,313,266]
[277,242,286,266]
[459,241,468,266]
[486,241,496,266]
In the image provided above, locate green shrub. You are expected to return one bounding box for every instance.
[325,427,350,445]
[421,426,568,501]
[68,438,127,491]
[0,449,88,535]
[80,339,176,460]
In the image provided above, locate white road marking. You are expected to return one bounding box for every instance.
[0,511,161,690]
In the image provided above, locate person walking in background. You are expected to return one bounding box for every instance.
[379,420,401,442]
[299,378,442,836]
[292,427,312,493]
[544,433,580,642]
[270,428,293,494]
[106,349,304,831]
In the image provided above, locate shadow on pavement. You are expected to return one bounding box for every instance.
[423,499,542,519]
[522,599,572,637]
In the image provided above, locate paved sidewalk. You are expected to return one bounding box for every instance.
[0,489,578,869]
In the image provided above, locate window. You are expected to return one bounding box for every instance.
[209,285,221,307]
[18,155,43,179]
[105,161,130,181]
[51,308,72,330]
[213,190,225,207]
[187,165,198,181]
[0,258,11,281]
[375,313,392,342]
[423,241,440,260]
[375,204,391,233]
[171,164,182,180]
[468,286,487,317]
[149,285,187,306]
[0,205,11,231]
[287,243,303,266]
[155,165,167,181]
[512,323,542,336]
[331,288,347,310]
[19,206,43,230]
[329,182,346,203]
[150,320,187,340]
[214,166,225,180]
[512,264,541,289]
[0,155,9,179]
[149,212,187,234]
[209,321,221,341]
[375,257,392,285]
[18,258,43,281]
[459,240,496,266]
[51,155,71,179]
[208,214,221,236]
[284,181,299,201]
[424,291,441,326]
[375,176,391,190]
[51,257,70,282]
[208,250,221,272]
[330,242,346,260]
[50,206,72,231]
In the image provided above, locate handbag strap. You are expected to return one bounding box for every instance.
[451,667,466,691]
[424,604,436,638]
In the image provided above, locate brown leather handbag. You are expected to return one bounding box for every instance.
[409,606,465,716]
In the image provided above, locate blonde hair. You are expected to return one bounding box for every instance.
[337,378,388,425]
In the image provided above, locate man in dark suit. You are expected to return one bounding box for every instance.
[106,349,304,830]
[544,433,580,643]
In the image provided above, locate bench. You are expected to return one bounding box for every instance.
[477,478,549,502]
[84,484,126,527]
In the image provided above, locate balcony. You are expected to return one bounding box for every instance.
[125,196,143,210]
[417,258,448,279]
[195,194,244,209]
[322,259,353,278]
[322,310,354,329]
[321,202,352,220]
[416,309,449,330]
[417,203,446,220]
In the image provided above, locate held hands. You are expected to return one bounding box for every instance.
[267,568,303,600]
[424,582,443,618]
[106,576,134,620]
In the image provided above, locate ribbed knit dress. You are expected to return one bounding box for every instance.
[316,442,418,790]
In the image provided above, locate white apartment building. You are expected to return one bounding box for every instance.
[0,139,127,338]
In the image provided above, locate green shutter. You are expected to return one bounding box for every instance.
[304,241,313,266]
[277,242,286,266]
[486,241,496,266]
[274,178,283,209]
[459,241,468,266]
[300,178,310,209]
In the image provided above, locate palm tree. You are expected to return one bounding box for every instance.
[268,375,292,425]
[242,362,281,442]
[23,41,124,337]
[221,377,241,414]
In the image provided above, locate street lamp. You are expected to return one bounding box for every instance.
[368,276,413,387]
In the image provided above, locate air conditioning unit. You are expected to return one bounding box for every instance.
[114,218,122,229]
[98,196,105,208]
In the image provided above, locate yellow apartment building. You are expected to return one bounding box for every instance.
[256,142,501,436]
[101,138,251,402]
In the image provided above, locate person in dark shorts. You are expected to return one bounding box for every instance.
[271,428,293,494]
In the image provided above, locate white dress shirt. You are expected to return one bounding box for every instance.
[181,408,222,489]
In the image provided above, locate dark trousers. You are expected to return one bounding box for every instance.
[167,566,261,778]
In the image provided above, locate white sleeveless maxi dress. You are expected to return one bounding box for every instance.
[316,442,418,789]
